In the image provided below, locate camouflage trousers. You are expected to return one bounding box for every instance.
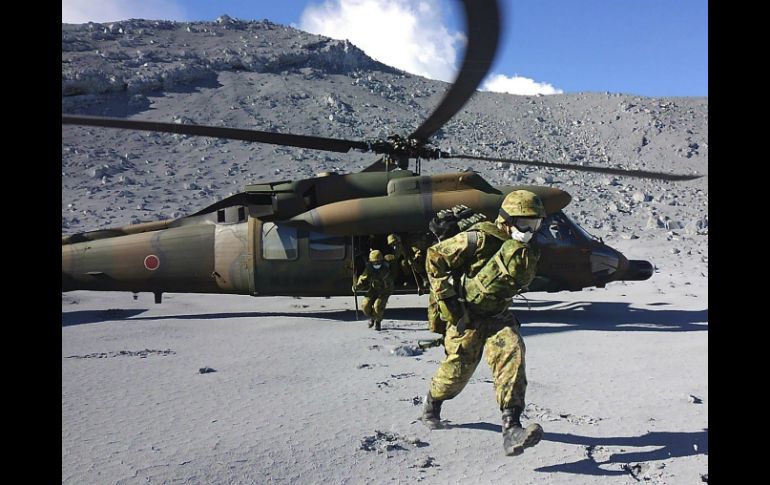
[429,310,526,411]
[362,292,390,322]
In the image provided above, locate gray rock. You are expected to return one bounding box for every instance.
[646,216,665,229]
[664,218,684,230]
[685,215,708,235]
[391,345,422,357]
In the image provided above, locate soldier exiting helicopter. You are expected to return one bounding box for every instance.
[353,249,394,331]
[405,232,430,290]
[419,190,546,457]
[386,233,428,292]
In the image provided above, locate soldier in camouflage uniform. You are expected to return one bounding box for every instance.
[406,232,431,290]
[419,191,546,457]
[387,233,415,285]
[387,232,430,292]
[426,205,488,336]
[354,249,394,331]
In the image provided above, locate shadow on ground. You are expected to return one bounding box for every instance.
[63,75,221,118]
[516,300,707,334]
[536,429,708,476]
[63,300,707,334]
[62,309,147,326]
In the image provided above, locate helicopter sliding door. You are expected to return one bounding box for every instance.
[252,220,355,296]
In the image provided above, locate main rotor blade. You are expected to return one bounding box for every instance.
[62,115,371,154]
[408,0,500,142]
[448,154,701,181]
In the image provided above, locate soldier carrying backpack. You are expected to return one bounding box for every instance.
[419,191,546,457]
[424,205,488,336]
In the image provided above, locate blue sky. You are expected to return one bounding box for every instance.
[62,0,708,97]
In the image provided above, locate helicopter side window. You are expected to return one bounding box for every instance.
[262,222,298,260]
[309,232,346,261]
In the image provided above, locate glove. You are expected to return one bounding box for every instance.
[439,296,464,325]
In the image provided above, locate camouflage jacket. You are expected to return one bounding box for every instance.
[426,221,540,315]
[389,240,415,275]
[355,262,394,294]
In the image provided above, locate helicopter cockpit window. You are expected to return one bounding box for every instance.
[309,232,346,260]
[262,222,298,260]
[534,212,581,247]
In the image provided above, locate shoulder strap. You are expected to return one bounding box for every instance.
[466,230,479,257]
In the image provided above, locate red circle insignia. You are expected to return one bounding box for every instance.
[144,255,160,270]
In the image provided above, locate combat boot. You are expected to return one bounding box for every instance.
[419,392,443,430]
[502,406,543,456]
[374,320,382,331]
[368,318,375,328]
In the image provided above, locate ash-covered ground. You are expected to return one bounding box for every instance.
[62,16,707,485]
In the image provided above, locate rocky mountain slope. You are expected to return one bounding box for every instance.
[61,17,708,485]
[62,16,708,270]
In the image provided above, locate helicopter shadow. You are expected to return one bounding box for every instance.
[534,429,708,476]
[120,306,431,324]
[60,307,406,326]
[514,300,707,335]
[61,309,148,326]
[61,303,707,334]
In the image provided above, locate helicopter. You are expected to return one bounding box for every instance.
[61,0,699,305]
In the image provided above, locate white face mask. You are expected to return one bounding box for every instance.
[508,226,534,243]
[372,263,382,270]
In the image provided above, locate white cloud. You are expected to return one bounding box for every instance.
[300,0,464,82]
[481,73,563,96]
[62,0,186,24]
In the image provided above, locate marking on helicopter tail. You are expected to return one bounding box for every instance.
[144,255,160,270]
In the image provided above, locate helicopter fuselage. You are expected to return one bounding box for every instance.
[61,171,652,299]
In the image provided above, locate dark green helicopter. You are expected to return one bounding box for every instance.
[61,0,698,304]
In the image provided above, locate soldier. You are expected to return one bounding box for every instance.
[419,190,546,457]
[353,249,394,331]
[404,231,431,291]
[426,205,488,336]
[386,233,414,284]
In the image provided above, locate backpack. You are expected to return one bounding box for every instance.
[426,211,489,335]
[428,205,488,242]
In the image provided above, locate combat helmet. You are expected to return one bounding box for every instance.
[386,234,401,246]
[497,190,546,224]
[369,249,384,263]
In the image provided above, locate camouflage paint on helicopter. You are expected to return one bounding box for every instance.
[61,0,670,302]
[62,170,651,299]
